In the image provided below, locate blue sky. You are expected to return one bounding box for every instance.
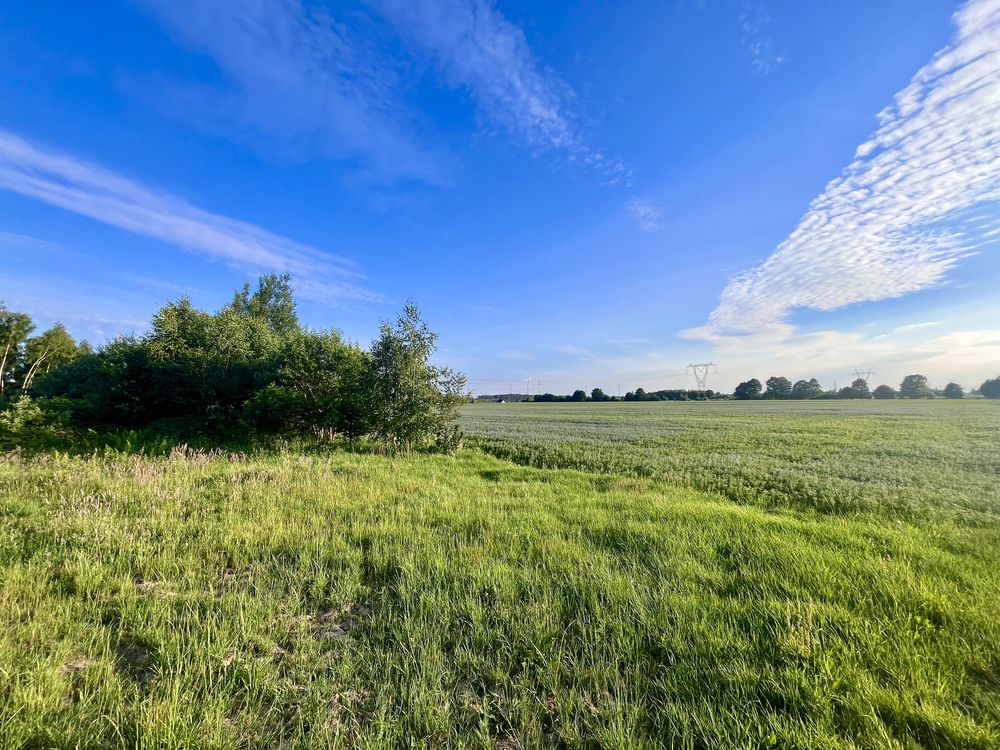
[2,0,999,394]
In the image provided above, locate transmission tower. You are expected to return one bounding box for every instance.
[686,362,717,391]
[852,368,873,383]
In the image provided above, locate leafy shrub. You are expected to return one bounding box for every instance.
[21,277,466,453]
[0,395,69,448]
[367,303,467,453]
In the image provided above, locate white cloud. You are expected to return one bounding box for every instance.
[121,275,202,297]
[893,321,941,334]
[679,321,1000,390]
[370,0,574,149]
[693,0,1000,337]
[908,328,1000,379]
[138,0,448,185]
[366,0,631,184]
[740,2,785,75]
[0,230,63,254]
[0,268,153,342]
[626,198,663,231]
[138,0,627,185]
[0,128,377,305]
[509,322,1000,394]
[554,344,598,358]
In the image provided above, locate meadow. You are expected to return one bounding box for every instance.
[1,401,999,748]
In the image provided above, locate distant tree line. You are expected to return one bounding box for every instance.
[0,275,466,451]
[478,387,726,403]
[732,373,997,400]
[622,388,723,401]
[476,373,1000,404]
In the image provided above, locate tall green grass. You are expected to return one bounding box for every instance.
[2,418,999,747]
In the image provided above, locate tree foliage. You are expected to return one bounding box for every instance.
[734,379,762,400]
[942,382,964,399]
[622,389,716,402]
[981,376,1000,399]
[791,379,822,400]
[11,277,466,452]
[0,305,89,401]
[899,374,934,399]
[763,376,792,399]
[0,304,35,395]
[367,302,466,452]
[873,385,896,400]
[836,378,872,400]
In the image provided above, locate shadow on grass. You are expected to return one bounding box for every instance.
[0,423,440,461]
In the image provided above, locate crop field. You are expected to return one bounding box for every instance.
[1,401,999,748]
[462,400,1000,522]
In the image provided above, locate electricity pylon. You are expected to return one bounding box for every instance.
[853,368,873,383]
[686,362,717,391]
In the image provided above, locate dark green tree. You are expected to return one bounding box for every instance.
[943,382,964,399]
[590,387,608,402]
[791,378,822,399]
[899,374,934,399]
[226,273,299,334]
[21,324,82,392]
[981,376,1000,399]
[873,384,896,399]
[850,378,871,399]
[570,389,587,402]
[367,302,467,452]
[33,335,148,427]
[763,376,792,399]
[734,379,762,400]
[145,297,281,427]
[245,329,349,435]
[0,304,34,397]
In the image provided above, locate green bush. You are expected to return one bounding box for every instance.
[20,276,466,453]
[0,395,70,449]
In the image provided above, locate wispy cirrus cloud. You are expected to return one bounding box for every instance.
[137,0,449,185]
[365,0,631,184]
[689,0,1000,339]
[0,128,377,304]
[122,275,203,297]
[138,0,627,185]
[893,321,941,334]
[626,198,663,231]
[0,229,64,255]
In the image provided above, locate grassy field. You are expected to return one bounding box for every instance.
[1,402,999,748]
[462,400,1000,523]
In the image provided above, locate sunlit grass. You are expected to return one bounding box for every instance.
[1,400,999,747]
